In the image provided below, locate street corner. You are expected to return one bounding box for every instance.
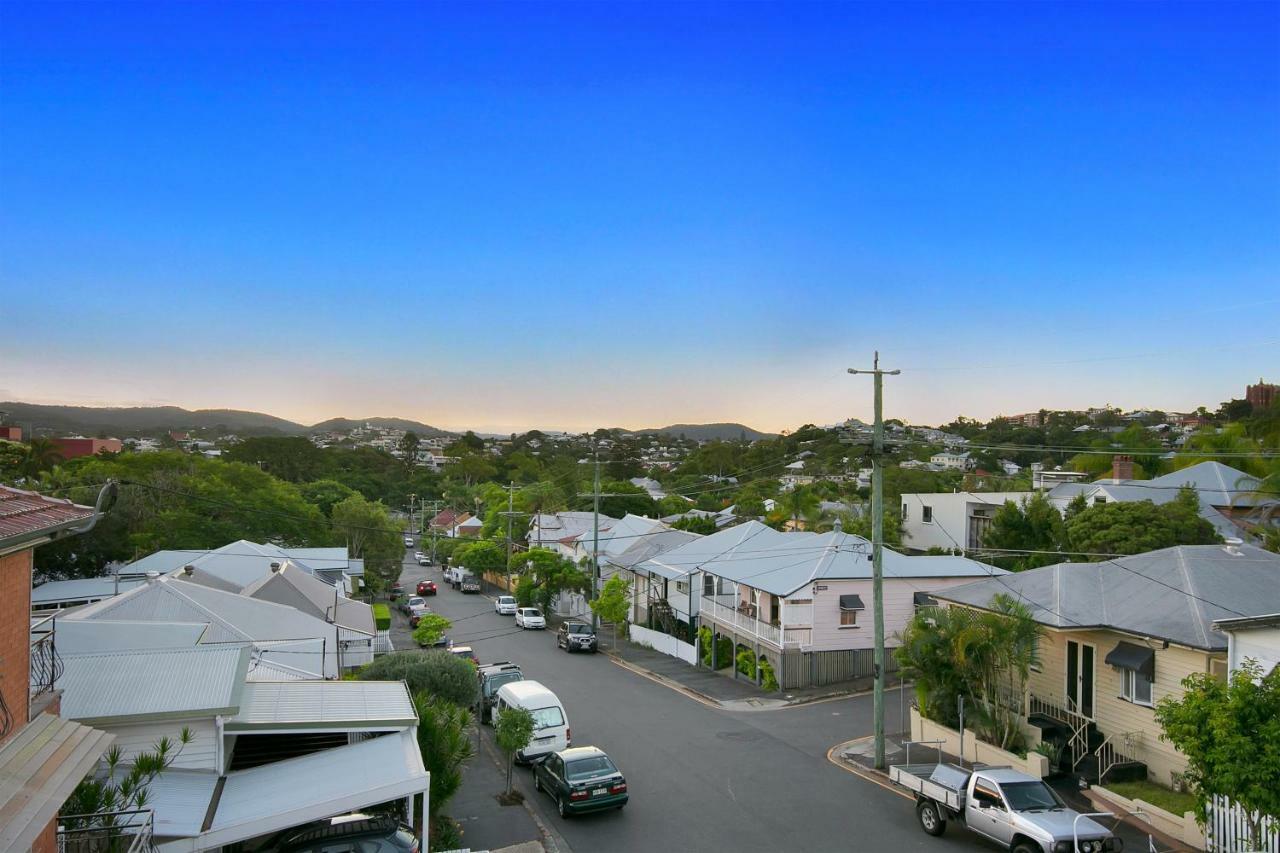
[825,736,912,801]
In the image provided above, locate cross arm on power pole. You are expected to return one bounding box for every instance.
[846,351,899,772]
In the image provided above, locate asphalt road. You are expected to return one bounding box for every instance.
[394,544,987,853]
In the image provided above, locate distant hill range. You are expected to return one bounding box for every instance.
[0,402,451,438]
[636,423,775,442]
[310,417,450,436]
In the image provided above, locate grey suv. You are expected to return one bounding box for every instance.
[557,621,598,653]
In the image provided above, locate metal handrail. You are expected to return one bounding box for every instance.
[30,613,62,698]
[1095,730,1143,784]
[1028,693,1090,768]
[58,808,155,853]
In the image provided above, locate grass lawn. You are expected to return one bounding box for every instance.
[1105,780,1198,816]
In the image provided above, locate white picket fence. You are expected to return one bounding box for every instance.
[1207,795,1280,853]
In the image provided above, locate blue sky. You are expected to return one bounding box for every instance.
[2,1,1277,433]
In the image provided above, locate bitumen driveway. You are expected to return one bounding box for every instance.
[391,545,988,853]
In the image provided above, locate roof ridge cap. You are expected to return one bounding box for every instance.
[1177,547,1211,647]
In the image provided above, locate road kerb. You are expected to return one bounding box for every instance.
[606,653,725,710]
[825,737,913,802]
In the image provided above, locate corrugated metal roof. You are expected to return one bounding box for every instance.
[133,769,220,838]
[240,562,375,634]
[58,645,250,723]
[31,576,144,605]
[0,714,114,852]
[226,681,416,729]
[194,729,428,849]
[636,522,1004,595]
[936,544,1280,651]
[53,619,207,654]
[0,486,93,545]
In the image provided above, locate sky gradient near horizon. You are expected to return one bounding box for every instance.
[2,1,1278,434]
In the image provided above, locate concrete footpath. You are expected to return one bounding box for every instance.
[605,634,884,710]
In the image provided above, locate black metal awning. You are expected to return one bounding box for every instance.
[913,591,938,607]
[1104,641,1155,678]
[839,594,865,611]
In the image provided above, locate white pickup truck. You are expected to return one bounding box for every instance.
[889,762,1121,853]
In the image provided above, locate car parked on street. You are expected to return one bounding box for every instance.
[273,812,419,853]
[416,554,430,566]
[533,746,628,818]
[460,573,481,594]
[494,595,518,615]
[557,621,598,653]
[416,580,437,596]
[493,680,568,756]
[404,536,414,548]
[477,661,523,724]
[515,607,546,629]
[449,645,478,663]
[389,581,404,600]
[400,595,427,617]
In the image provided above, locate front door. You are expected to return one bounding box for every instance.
[1066,640,1095,718]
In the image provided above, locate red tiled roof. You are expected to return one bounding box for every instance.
[431,509,462,527]
[0,486,94,543]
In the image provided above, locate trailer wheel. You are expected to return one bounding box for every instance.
[916,799,946,836]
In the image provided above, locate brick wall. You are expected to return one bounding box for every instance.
[0,548,33,747]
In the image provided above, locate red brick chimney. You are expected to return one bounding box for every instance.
[1112,454,1134,481]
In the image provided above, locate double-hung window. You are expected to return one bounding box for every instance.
[1120,668,1153,706]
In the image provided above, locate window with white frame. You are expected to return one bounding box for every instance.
[703,574,715,596]
[675,580,688,595]
[1120,668,1153,706]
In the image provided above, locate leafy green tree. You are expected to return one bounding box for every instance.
[0,439,27,482]
[655,495,693,517]
[778,486,819,529]
[671,515,717,535]
[1065,489,1219,556]
[299,478,358,516]
[223,436,325,482]
[590,574,631,646]
[398,431,421,468]
[841,505,905,548]
[413,613,453,648]
[357,650,478,708]
[331,493,403,593]
[35,452,327,580]
[495,706,535,796]
[20,438,65,480]
[981,492,1068,570]
[460,539,506,575]
[412,694,474,835]
[1155,660,1280,836]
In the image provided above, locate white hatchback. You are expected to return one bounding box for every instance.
[495,595,518,616]
[515,607,546,629]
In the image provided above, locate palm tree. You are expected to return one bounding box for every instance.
[20,438,64,480]
[778,485,819,530]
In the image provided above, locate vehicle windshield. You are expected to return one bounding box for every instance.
[530,706,564,729]
[408,598,424,606]
[1001,781,1065,811]
[524,609,542,618]
[484,672,522,695]
[499,596,515,604]
[567,624,592,634]
[565,756,617,780]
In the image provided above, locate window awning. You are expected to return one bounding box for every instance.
[839,594,865,611]
[913,592,938,607]
[1104,641,1155,678]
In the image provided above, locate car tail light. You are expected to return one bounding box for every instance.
[570,789,590,801]
[610,782,627,794]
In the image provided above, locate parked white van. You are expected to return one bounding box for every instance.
[493,680,570,761]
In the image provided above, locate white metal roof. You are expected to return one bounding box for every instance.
[153,729,428,852]
[58,645,250,724]
[31,576,144,605]
[53,619,207,654]
[225,681,416,730]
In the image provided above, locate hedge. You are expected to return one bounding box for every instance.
[372,603,391,631]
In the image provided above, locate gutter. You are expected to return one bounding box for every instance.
[0,481,118,557]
